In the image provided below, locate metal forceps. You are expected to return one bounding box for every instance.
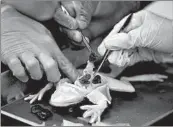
[93,13,133,76]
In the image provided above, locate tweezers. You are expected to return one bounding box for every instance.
[93,13,133,76]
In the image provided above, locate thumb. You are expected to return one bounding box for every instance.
[97,32,134,56]
[98,21,142,54]
[75,11,91,30]
[103,33,131,50]
[107,48,144,67]
[50,42,79,82]
[54,4,78,29]
[97,15,132,55]
[101,12,144,51]
[113,11,144,34]
[73,1,97,29]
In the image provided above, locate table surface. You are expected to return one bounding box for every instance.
[1,78,173,126]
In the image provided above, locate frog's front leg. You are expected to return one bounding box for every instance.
[80,85,111,123]
[24,78,71,104]
[24,83,53,104]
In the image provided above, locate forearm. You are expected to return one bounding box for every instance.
[2,0,58,21]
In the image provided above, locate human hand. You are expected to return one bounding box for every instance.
[2,0,58,21]
[7,91,24,104]
[54,1,140,46]
[6,83,25,104]
[1,6,79,83]
[54,1,98,30]
[98,10,173,67]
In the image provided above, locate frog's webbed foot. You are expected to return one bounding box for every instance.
[80,84,111,123]
[24,83,53,104]
[80,101,107,124]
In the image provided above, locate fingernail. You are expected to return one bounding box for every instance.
[18,75,29,82]
[31,75,42,80]
[13,74,29,82]
[13,70,29,82]
[69,20,78,29]
[21,77,29,82]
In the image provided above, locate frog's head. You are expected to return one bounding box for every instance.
[49,81,87,107]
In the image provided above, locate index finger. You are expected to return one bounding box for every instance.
[7,57,29,82]
[112,11,143,34]
[38,53,61,82]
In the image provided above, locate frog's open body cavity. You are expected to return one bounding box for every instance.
[49,61,112,107]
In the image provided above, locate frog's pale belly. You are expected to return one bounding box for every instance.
[49,75,111,107]
[49,60,135,107]
[48,61,136,124]
[23,60,135,123]
[49,61,112,107]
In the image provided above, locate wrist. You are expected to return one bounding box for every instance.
[97,100,108,109]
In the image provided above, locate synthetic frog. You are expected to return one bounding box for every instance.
[25,61,135,123]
